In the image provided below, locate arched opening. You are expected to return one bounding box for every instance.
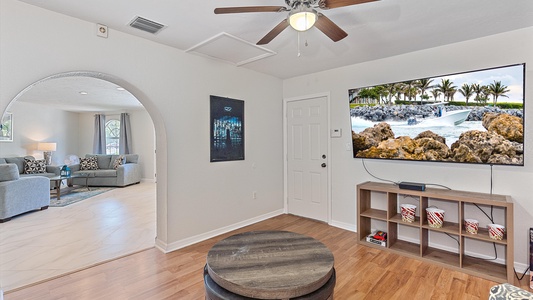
[0,71,167,291]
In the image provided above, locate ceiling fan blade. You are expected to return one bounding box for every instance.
[319,0,378,9]
[314,13,348,42]
[214,6,287,14]
[257,19,289,45]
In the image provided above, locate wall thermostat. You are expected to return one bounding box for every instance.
[331,128,342,138]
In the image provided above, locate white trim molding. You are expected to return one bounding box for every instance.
[155,210,284,253]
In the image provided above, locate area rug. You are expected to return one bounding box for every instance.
[50,187,115,207]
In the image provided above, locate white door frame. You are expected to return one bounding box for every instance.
[283,92,332,224]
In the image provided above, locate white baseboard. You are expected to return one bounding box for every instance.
[329,220,356,232]
[513,262,530,275]
[155,209,284,253]
[154,237,167,253]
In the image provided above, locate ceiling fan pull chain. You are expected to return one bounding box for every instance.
[297,31,301,57]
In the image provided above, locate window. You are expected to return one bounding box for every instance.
[105,119,120,155]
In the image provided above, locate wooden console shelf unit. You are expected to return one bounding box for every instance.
[357,181,514,283]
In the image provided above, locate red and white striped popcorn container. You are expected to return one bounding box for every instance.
[426,207,445,228]
[487,224,505,240]
[400,204,417,223]
[464,218,479,234]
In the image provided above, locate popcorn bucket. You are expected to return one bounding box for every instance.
[400,204,417,223]
[487,224,505,240]
[464,219,479,234]
[426,208,445,228]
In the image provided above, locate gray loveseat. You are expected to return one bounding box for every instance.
[0,164,50,222]
[68,154,141,187]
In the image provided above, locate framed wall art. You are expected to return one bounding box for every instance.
[0,113,13,142]
[210,96,244,162]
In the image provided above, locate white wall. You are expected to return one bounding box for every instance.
[129,110,156,181]
[283,27,533,269]
[0,0,283,265]
[0,102,79,164]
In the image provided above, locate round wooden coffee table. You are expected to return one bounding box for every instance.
[205,231,335,299]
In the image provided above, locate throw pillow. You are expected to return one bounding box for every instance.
[24,158,46,174]
[112,155,125,170]
[80,156,99,170]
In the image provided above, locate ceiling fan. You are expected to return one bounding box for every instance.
[214,0,378,45]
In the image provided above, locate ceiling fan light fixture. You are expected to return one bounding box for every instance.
[289,7,317,32]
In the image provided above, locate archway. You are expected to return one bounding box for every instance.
[1,71,168,291]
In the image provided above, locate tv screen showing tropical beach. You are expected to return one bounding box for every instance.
[349,64,525,166]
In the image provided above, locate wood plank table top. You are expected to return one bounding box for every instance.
[206,231,334,299]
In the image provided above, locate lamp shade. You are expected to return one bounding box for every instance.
[289,8,317,32]
[37,142,57,151]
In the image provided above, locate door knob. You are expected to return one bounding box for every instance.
[321,163,327,168]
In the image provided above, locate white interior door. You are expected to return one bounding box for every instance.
[286,96,329,222]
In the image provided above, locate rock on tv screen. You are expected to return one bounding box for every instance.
[349,64,525,166]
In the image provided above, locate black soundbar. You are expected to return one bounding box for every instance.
[399,182,426,191]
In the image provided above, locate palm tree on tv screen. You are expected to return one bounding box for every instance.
[416,78,434,102]
[459,83,475,105]
[383,83,401,105]
[435,78,457,102]
[472,83,488,104]
[430,89,441,102]
[487,80,510,106]
[402,80,416,101]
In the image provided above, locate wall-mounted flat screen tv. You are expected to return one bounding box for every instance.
[349,64,525,166]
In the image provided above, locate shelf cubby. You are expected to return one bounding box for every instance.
[357,181,513,283]
[423,247,461,268]
[389,239,420,256]
[462,255,508,282]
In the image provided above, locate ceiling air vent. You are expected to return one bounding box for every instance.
[129,16,165,34]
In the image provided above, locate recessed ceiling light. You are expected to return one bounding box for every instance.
[79,91,88,95]
[116,87,125,91]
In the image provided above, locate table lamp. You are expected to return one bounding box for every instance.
[37,142,57,165]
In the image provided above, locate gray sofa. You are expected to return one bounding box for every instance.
[68,154,141,187]
[0,156,60,189]
[0,164,50,222]
[0,156,60,179]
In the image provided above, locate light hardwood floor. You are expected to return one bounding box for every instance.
[4,214,531,299]
[0,181,156,293]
